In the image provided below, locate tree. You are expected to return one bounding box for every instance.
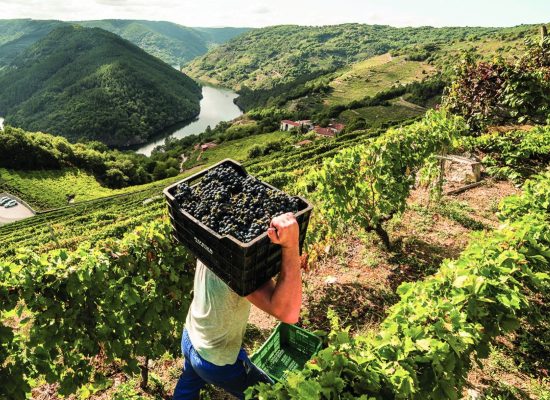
[165,166,179,177]
[104,167,128,188]
[247,145,262,158]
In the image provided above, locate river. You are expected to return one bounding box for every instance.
[0,117,3,130]
[135,85,242,156]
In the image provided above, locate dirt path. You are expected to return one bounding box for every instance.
[179,154,188,172]
[395,96,427,111]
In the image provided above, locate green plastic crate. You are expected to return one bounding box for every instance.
[251,323,322,382]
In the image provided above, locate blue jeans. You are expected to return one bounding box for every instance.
[173,329,273,399]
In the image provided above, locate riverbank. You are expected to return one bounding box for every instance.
[134,85,242,156]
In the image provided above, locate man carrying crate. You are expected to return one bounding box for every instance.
[173,212,302,399]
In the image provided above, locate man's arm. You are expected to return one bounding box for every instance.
[246,213,302,324]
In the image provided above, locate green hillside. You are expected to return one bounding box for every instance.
[0,19,67,69]
[0,25,202,147]
[184,23,536,92]
[193,26,252,45]
[76,20,250,67]
[324,54,436,105]
[0,19,249,69]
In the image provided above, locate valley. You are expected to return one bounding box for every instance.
[0,19,249,69]
[0,14,549,400]
[0,25,202,147]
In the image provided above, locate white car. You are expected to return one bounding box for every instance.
[0,196,10,205]
[4,200,17,208]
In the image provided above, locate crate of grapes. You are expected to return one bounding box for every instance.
[251,323,322,382]
[163,159,312,296]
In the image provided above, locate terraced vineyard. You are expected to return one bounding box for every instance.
[324,54,436,106]
[3,111,549,400]
[0,124,393,260]
[0,185,167,260]
[244,126,392,182]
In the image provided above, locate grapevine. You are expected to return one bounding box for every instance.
[246,172,550,400]
[306,110,468,249]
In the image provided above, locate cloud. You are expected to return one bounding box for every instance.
[253,6,270,14]
[94,0,129,5]
[0,0,546,28]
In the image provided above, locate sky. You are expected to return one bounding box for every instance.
[0,0,549,28]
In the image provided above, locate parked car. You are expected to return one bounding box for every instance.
[4,200,17,208]
[0,196,10,205]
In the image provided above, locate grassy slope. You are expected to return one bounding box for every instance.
[0,168,121,209]
[0,168,187,210]
[181,130,293,170]
[325,54,436,105]
[339,103,425,127]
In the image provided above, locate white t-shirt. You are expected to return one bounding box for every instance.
[185,260,251,366]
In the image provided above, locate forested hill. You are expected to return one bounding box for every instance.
[184,23,538,90]
[0,19,66,68]
[75,20,250,67]
[0,19,250,69]
[0,25,202,147]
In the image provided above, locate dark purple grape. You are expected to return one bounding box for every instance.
[173,163,301,242]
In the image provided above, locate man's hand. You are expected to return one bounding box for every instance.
[267,213,299,251]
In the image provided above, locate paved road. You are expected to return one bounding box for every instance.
[0,194,35,225]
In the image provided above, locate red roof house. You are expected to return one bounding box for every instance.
[281,120,300,126]
[200,142,218,151]
[313,127,336,137]
[329,123,345,133]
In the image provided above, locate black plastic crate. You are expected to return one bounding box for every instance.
[163,159,313,296]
